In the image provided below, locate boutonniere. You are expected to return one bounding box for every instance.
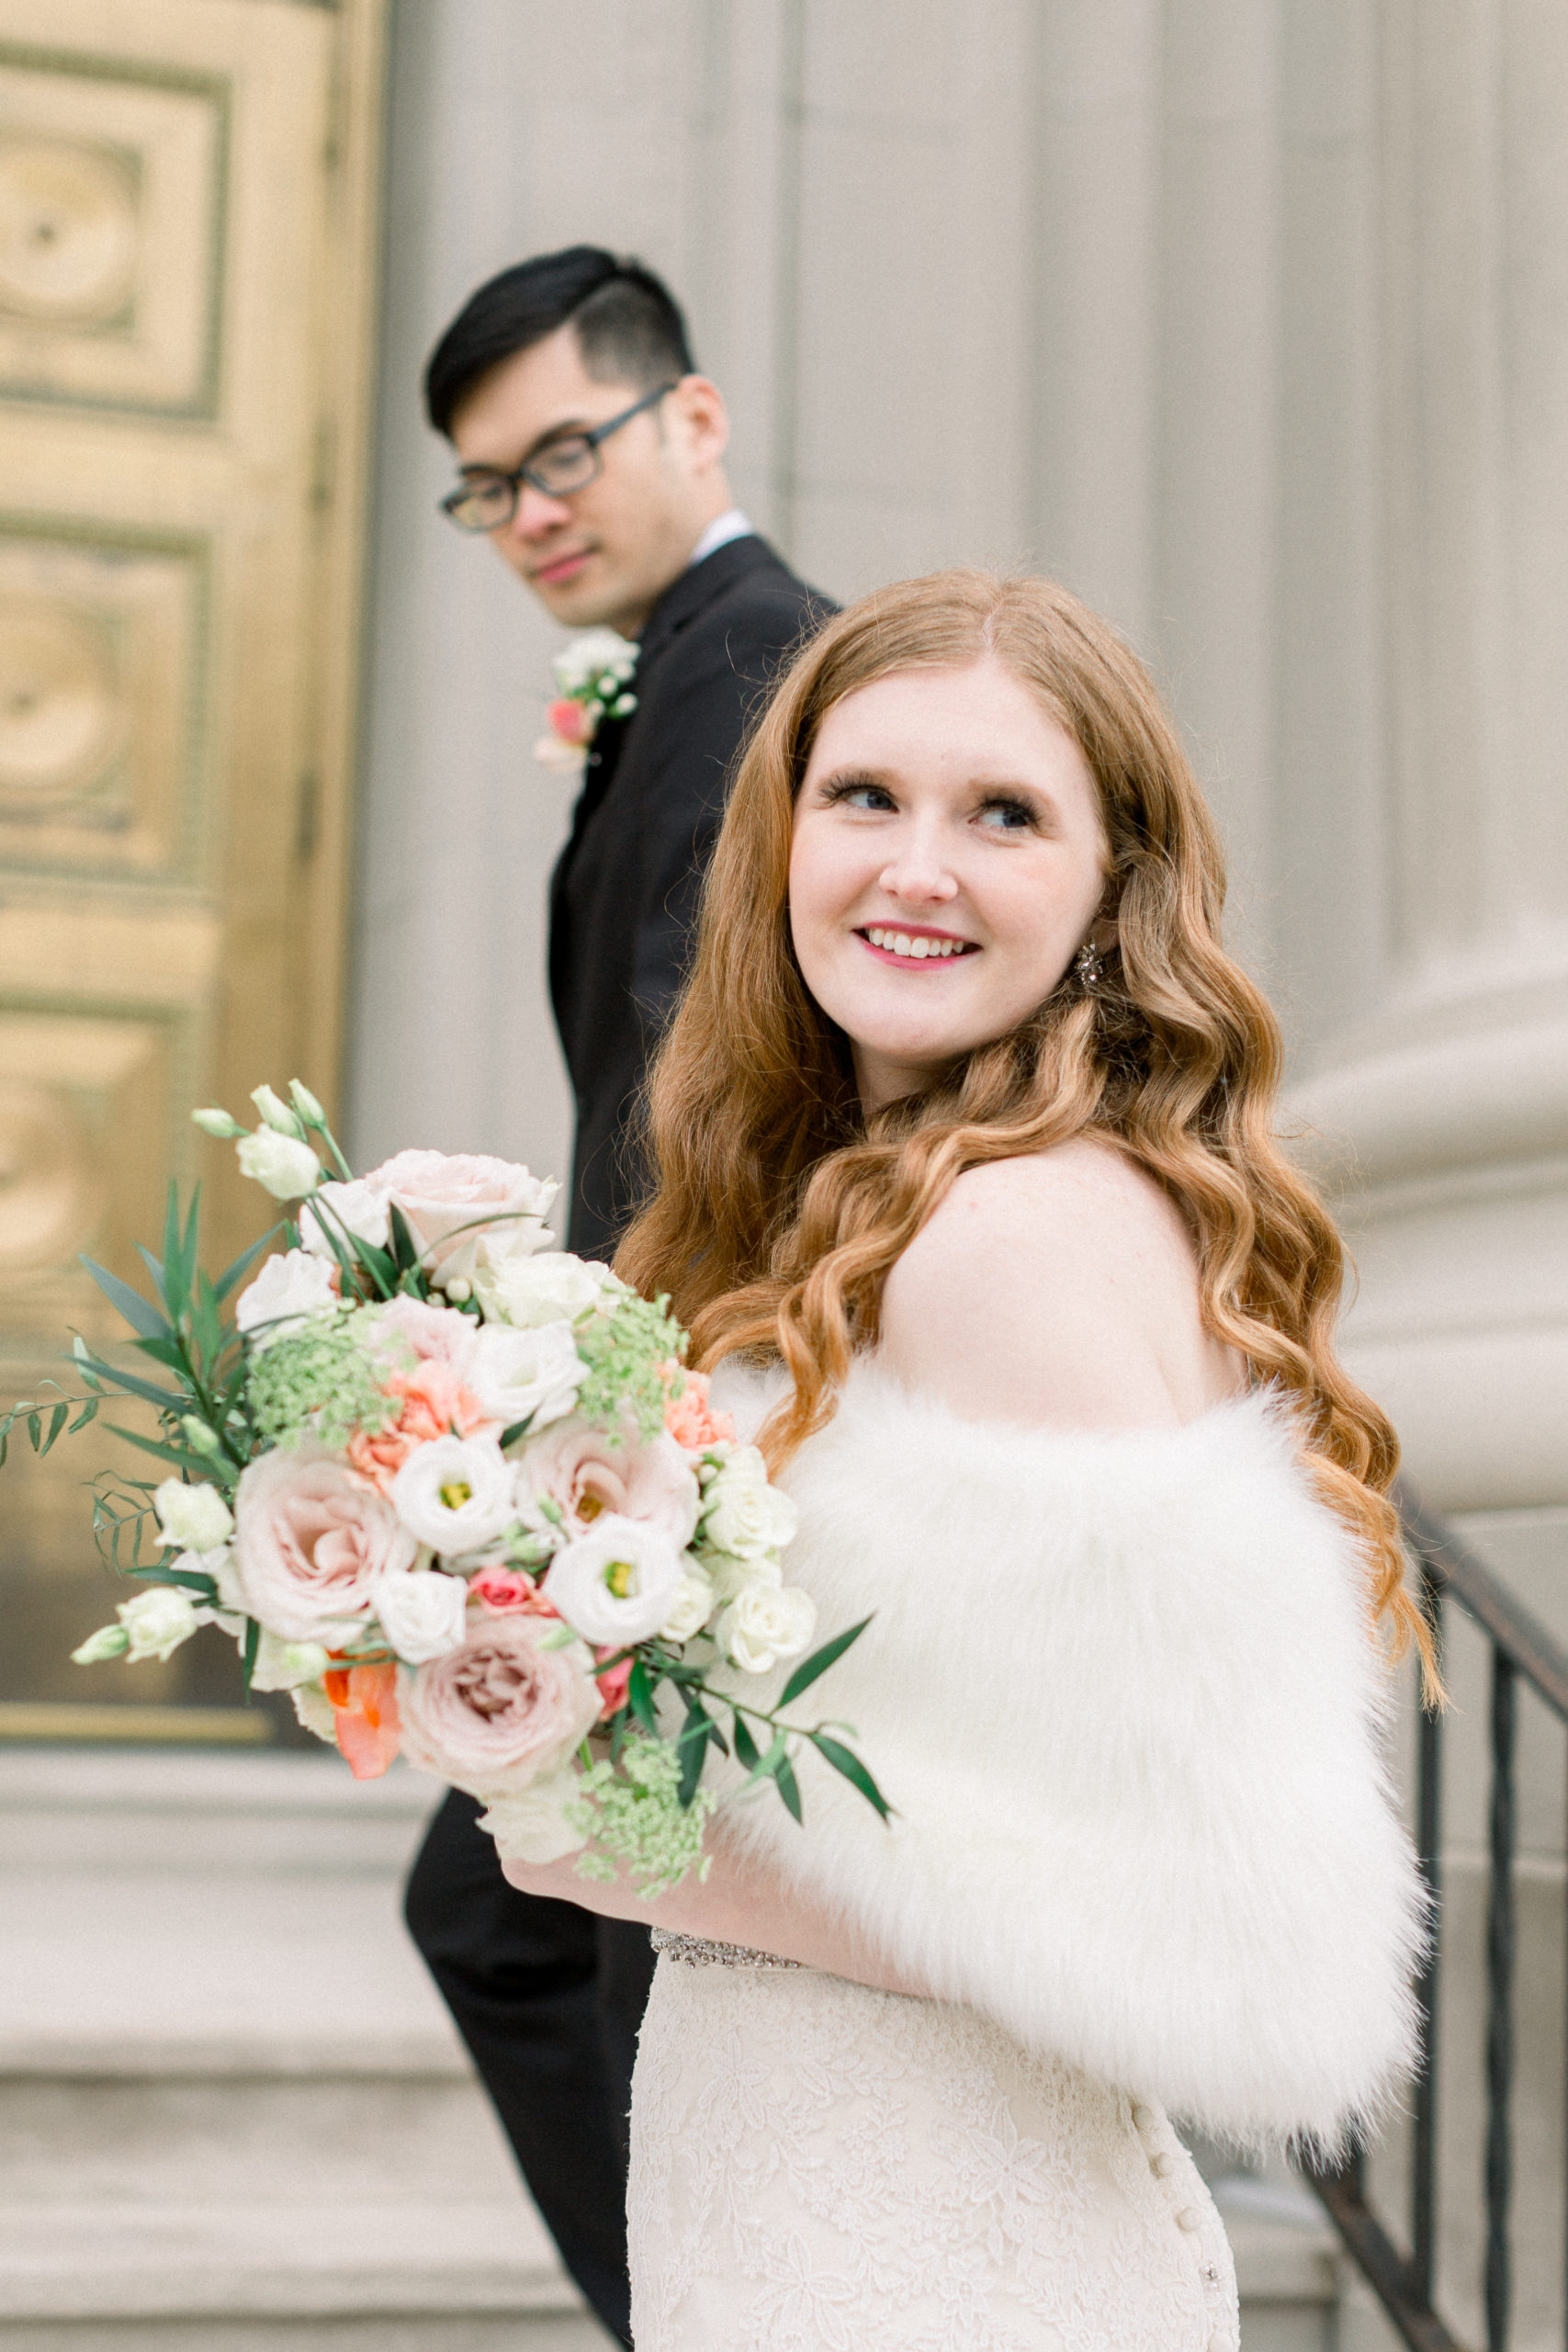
[533,628,639,775]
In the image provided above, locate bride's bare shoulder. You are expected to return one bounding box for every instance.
[877,1139,1238,1430]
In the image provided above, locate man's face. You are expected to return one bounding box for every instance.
[447,323,731,636]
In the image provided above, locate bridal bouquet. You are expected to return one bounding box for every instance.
[6,1082,886,1894]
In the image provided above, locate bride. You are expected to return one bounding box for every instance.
[501,570,1428,2350]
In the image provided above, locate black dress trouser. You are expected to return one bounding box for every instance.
[403,1788,657,2348]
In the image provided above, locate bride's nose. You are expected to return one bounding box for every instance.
[878,827,959,905]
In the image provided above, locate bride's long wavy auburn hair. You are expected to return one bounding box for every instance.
[618,569,1433,1682]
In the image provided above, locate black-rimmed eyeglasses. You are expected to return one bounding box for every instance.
[439,381,677,533]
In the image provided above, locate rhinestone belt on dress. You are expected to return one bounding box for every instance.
[650,1928,801,1970]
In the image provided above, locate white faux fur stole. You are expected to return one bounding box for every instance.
[705,1363,1426,2153]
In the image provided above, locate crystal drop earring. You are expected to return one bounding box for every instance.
[1075,939,1106,991]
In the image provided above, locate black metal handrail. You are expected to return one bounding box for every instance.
[1301,1483,1568,2352]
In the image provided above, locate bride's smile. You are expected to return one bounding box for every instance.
[788,653,1112,1110]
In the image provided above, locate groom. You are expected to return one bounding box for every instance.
[402,246,830,2346]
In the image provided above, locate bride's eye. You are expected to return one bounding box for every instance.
[820,775,897,813]
[975,796,1035,832]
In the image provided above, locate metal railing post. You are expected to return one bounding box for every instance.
[1414,1584,1443,2307]
[1487,1649,1517,2352]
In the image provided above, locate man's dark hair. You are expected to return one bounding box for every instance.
[424,246,696,438]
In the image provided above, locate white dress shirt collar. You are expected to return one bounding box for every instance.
[686,507,754,570]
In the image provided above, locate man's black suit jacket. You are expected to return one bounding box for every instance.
[549,533,830,1257]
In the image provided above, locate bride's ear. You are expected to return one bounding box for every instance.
[1089,877,1122,958]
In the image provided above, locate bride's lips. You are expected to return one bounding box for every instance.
[855,924,978,968]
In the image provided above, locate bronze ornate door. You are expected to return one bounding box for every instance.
[0,0,384,1737]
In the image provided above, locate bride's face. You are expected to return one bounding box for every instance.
[789,656,1110,1111]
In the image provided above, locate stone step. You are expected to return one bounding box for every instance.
[0,2201,584,2325]
[0,1750,1341,2349]
[0,1750,612,2347]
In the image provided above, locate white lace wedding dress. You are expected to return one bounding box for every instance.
[626,1934,1237,2352]
[622,1360,1423,2349]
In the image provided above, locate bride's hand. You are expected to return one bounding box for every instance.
[498,1849,651,1920]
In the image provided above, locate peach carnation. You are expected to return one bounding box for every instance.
[661,1364,737,1451]
[347,1359,491,1492]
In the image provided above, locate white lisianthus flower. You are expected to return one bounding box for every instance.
[299,1174,392,1258]
[235,1249,339,1347]
[370,1566,469,1663]
[478,1766,590,1863]
[717,1580,817,1675]
[72,1621,130,1664]
[660,1562,716,1644]
[467,1321,583,1432]
[236,1125,321,1202]
[250,1631,332,1690]
[389,1433,518,1555]
[473,1245,613,1329]
[292,1682,337,1741]
[191,1105,244,1139]
[251,1083,305,1137]
[699,1445,798,1561]
[153,1478,234,1553]
[118,1584,206,1662]
[542,1514,685,1645]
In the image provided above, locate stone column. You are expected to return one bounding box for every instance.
[1294,10,1568,2342]
[1292,0,1568,1520]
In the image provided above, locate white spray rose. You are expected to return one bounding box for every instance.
[299,1174,392,1258]
[699,1446,798,1561]
[717,1580,817,1675]
[542,1514,686,1645]
[552,627,638,695]
[660,1562,716,1644]
[118,1584,205,1662]
[466,1321,583,1432]
[153,1478,234,1553]
[702,1550,782,1609]
[478,1766,590,1863]
[192,1545,245,1621]
[235,1126,321,1201]
[389,1433,518,1555]
[473,1246,614,1329]
[235,1249,339,1347]
[250,1631,332,1690]
[370,1566,469,1663]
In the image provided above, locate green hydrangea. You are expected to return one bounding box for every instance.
[574,1292,686,1442]
[245,1314,400,1451]
[570,1732,716,1898]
